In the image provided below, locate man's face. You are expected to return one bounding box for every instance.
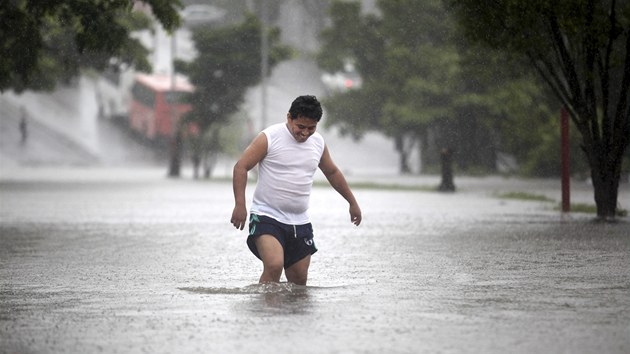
[286,114,318,143]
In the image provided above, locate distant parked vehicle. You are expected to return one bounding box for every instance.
[179,4,226,27]
[321,61,363,93]
[128,74,195,142]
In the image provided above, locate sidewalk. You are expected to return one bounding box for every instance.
[1,163,627,215]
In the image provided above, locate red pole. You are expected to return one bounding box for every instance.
[561,107,570,212]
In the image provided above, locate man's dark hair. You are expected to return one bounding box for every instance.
[288,95,323,121]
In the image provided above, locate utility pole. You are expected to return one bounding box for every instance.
[168,32,182,177]
[561,107,570,212]
[260,0,269,131]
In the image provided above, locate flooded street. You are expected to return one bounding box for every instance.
[1,168,628,354]
[2,1,628,352]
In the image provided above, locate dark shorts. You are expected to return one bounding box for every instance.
[247,214,317,268]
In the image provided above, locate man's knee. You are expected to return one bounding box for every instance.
[285,256,310,285]
[286,271,307,285]
[255,235,285,282]
[264,258,284,275]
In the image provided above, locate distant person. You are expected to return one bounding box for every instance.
[231,95,362,286]
[19,107,28,144]
[438,147,456,192]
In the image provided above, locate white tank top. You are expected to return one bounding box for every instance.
[251,123,325,224]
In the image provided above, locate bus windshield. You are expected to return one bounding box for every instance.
[131,82,156,107]
[164,91,191,104]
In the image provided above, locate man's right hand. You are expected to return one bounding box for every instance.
[231,205,248,230]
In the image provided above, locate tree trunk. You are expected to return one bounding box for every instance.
[438,147,456,192]
[192,154,200,179]
[203,150,218,179]
[591,169,620,220]
[190,135,202,179]
[394,134,412,174]
[587,143,623,220]
[167,128,183,178]
[418,129,427,173]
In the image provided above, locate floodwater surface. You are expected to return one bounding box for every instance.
[1,171,629,354]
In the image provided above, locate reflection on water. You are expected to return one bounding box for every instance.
[179,283,328,315]
[179,282,308,295]
[1,175,629,353]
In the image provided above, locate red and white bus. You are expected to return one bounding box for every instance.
[128,73,194,141]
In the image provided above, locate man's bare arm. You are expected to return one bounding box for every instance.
[231,133,267,230]
[319,145,362,225]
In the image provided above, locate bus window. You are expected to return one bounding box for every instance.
[131,82,156,108]
[128,74,194,141]
[164,91,190,104]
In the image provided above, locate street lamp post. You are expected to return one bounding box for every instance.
[168,32,182,177]
[260,0,269,131]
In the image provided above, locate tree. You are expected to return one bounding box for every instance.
[0,0,182,92]
[175,13,291,178]
[318,0,461,174]
[449,0,630,219]
[318,0,555,175]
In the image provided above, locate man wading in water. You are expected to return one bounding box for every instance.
[231,95,362,285]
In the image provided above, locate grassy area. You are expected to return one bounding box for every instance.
[349,181,436,191]
[560,203,597,213]
[495,191,555,203]
[554,202,628,216]
[213,176,437,192]
[221,178,628,216]
[496,191,628,216]
[313,180,436,192]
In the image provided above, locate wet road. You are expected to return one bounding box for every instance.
[1,170,629,354]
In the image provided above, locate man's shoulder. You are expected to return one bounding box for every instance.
[312,131,325,145]
[262,123,286,137]
[264,122,285,131]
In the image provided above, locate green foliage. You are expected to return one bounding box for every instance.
[318,0,558,174]
[178,12,291,175]
[449,0,630,217]
[317,2,373,73]
[377,0,461,137]
[322,86,386,139]
[184,13,291,130]
[0,0,182,92]
[318,0,460,141]
[317,2,386,76]
[317,1,387,140]
[518,116,590,177]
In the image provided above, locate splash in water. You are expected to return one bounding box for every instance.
[178,282,308,295]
